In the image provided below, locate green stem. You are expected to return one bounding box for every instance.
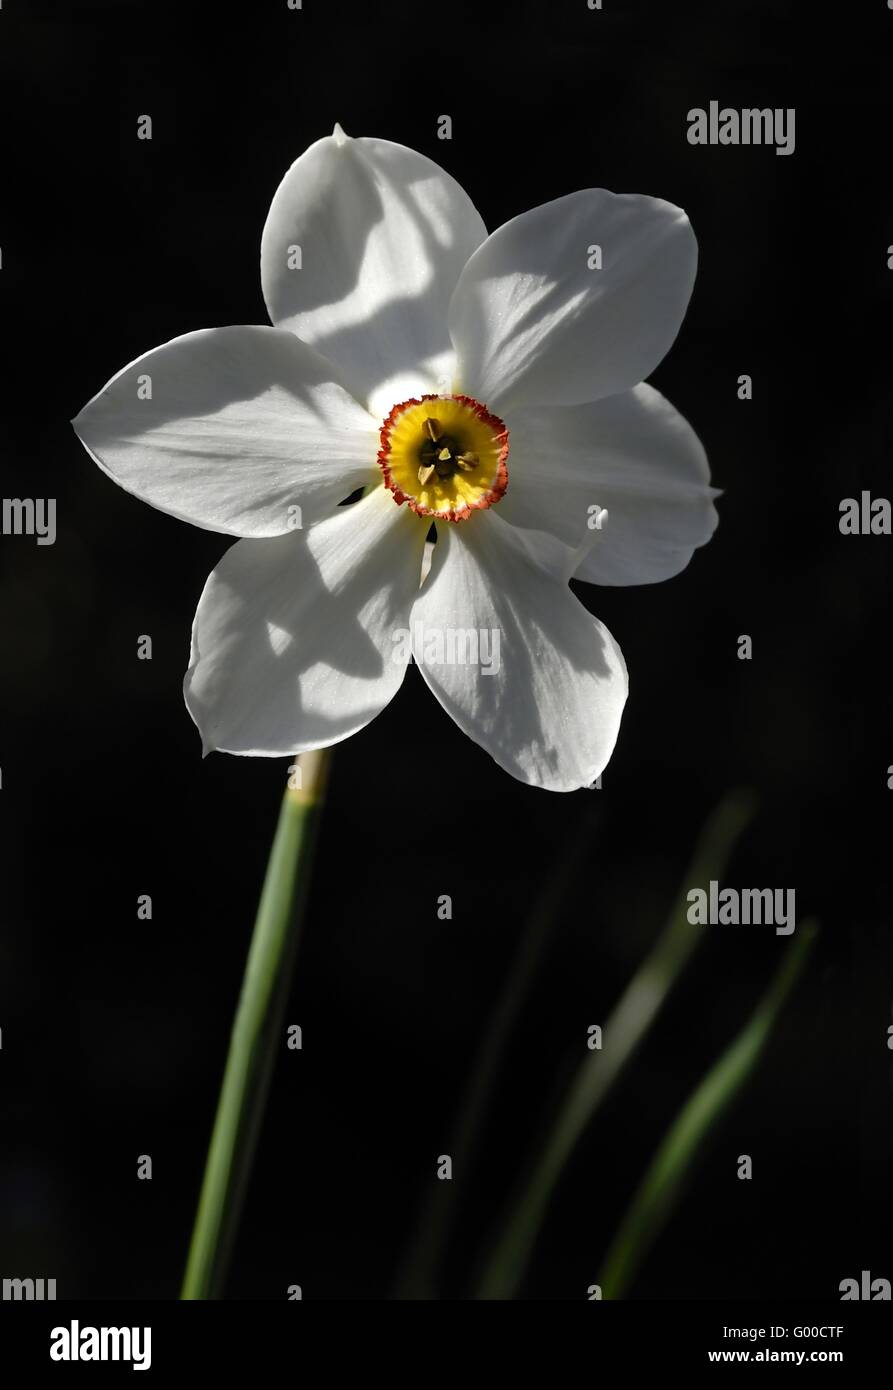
[476,791,755,1300]
[598,920,817,1299]
[181,748,331,1300]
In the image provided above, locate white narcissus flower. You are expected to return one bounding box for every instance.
[73,125,718,792]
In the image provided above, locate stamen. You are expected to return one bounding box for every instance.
[379,393,509,522]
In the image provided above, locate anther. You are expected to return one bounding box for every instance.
[377,392,509,522]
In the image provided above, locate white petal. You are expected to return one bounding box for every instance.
[73,326,379,536]
[498,384,719,585]
[449,190,697,411]
[410,513,628,791]
[185,486,427,755]
[261,130,487,420]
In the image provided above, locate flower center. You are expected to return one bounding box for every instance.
[378,394,509,522]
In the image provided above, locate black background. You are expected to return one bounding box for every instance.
[1,0,892,1301]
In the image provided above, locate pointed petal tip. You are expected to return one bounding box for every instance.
[198,726,221,759]
[332,121,349,146]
